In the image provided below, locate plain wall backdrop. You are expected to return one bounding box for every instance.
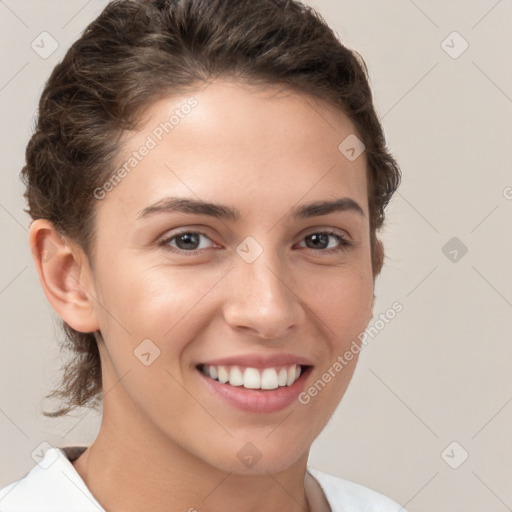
[1,1,511,511]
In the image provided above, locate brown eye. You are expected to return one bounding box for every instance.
[173,232,201,250]
[160,231,215,253]
[299,231,352,252]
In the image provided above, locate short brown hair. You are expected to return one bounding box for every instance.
[22,0,401,416]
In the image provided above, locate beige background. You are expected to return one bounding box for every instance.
[1,1,511,510]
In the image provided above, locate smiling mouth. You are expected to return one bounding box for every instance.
[196,363,312,391]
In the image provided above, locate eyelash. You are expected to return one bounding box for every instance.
[158,230,353,255]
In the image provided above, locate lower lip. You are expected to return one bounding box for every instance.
[198,367,312,414]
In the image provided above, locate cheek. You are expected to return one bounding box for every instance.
[303,267,374,344]
[93,262,221,362]
[295,272,372,420]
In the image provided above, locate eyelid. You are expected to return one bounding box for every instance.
[301,225,351,239]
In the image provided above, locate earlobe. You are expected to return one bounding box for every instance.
[29,219,100,333]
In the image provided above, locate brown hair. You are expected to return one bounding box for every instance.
[22,0,401,416]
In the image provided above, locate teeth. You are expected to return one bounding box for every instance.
[243,368,261,389]
[200,363,305,390]
[217,365,229,383]
[278,368,288,386]
[228,367,244,386]
[261,368,279,390]
[208,366,218,380]
[286,366,296,386]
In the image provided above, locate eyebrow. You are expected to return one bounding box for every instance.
[137,196,365,221]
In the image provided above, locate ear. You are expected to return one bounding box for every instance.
[29,219,100,333]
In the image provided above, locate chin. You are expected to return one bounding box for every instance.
[201,435,310,476]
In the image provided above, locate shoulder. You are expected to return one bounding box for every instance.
[307,465,407,512]
[0,447,103,512]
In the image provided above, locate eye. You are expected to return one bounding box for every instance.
[160,231,215,253]
[298,231,352,253]
[159,229,353,256]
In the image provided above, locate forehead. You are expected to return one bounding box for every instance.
[100,79,369,222]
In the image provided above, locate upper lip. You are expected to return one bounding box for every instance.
[199,353,314,369]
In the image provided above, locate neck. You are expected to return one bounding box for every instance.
[72,391,313,512]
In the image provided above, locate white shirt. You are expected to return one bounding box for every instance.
[0,447,406,511]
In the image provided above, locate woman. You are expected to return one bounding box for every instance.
[0,0,404,510]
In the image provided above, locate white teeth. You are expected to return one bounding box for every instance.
[217,365,229,383]
[209,365,218,380]
[278,367,288,386]
[243,368,261,389]
[261,368,279,390]
[200,363,305,390]
[286,366,296,386]
[229,367,244,386]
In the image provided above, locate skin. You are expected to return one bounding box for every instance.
[30,79,383,512]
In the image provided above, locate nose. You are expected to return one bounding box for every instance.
[222,251,305,340]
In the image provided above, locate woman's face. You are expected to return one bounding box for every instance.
[86,79,374,474]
